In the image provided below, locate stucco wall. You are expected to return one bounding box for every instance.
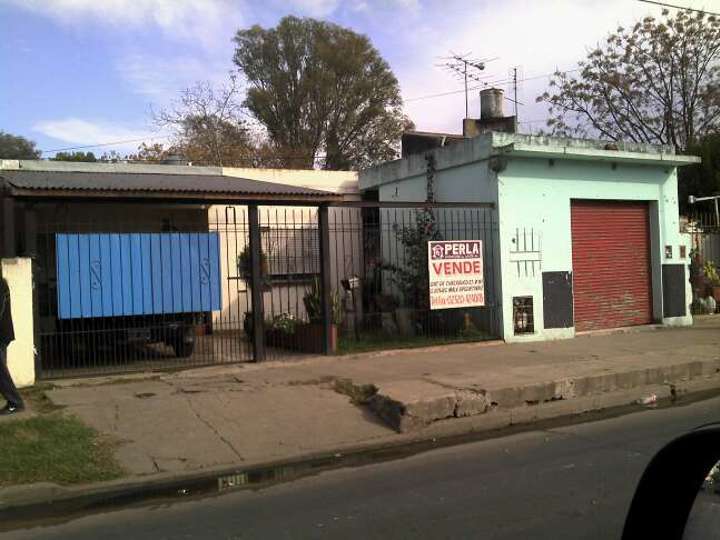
[222,167,359,197]
[2,258,34,387]
[208,205,363,329]
[497,157,691,342]
[373,160,503,335]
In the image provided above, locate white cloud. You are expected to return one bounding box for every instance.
[118,53,233,101]
[33,118,166,153]
[6,0,243,48]
[394,0,669,134]
[282,0,341,17]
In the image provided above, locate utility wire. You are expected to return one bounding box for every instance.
[405,68,579,103]
[41,135,172,154]
[636,0,720,16]
[40,68,580,154]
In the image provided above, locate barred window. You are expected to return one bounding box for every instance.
[262,227,320,280]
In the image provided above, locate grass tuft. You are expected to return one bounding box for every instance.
[0,414,124,486]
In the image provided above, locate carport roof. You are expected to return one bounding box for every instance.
[0,169,341,203]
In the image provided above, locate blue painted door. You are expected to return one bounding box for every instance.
[56,233,222,319]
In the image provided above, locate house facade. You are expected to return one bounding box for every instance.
[359,132,700,342]
[0,159,350,379]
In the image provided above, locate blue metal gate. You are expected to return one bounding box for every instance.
[56,233,221,319]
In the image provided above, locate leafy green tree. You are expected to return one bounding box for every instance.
[233,16,408,170]
[53,151,97,162]
[537,9,720,152]
[0,131,41,159]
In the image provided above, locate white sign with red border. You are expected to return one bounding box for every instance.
[428,240,485,310]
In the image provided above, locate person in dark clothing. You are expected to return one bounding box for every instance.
[0,273,24,415]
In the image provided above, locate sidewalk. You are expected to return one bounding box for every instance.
[3,317,720,507]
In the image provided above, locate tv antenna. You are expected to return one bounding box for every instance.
[508,65,523,121]
[437,53,498,118]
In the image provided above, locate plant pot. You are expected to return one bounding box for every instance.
[395,307,416,336]
[296,322,337,354]
[712,286,720,307]
[265,328,299,350]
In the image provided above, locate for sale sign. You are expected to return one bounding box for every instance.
[428,240,485,310]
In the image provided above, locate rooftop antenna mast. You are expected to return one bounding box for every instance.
[437,53,495,118]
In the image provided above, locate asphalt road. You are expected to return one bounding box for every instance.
[5,396,720,540]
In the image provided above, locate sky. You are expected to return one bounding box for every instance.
[0,0,716,157]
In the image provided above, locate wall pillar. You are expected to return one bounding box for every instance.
[1,258,35,387]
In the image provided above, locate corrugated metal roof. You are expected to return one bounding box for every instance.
[0,170,339,200]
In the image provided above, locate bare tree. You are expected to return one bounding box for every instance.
[153,75,253,166]
[537,9,720,151]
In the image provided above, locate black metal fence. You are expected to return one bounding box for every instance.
[34,201,498,378]
[687,210,720,313]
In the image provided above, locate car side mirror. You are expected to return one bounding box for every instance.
[623,424,720,539]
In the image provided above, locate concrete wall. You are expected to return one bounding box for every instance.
[497,157,691,342]
[371,156,503,335]
[208,205,363,329]
[222,167,359,197]
[2,258,34,387]
[210,169,362,329]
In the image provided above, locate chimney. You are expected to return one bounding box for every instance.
[480,88,504,120]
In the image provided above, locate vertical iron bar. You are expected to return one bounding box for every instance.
[318,205,333,355]
[248,204,265,361]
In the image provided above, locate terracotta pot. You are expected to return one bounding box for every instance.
[297,323,337,354]
[712,286,720,306]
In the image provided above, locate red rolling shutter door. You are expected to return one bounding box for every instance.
[570,200,653,331]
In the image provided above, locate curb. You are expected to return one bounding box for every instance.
[2,375,720,531]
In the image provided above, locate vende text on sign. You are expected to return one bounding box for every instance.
[428,240,485,310]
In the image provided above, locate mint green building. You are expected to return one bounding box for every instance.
[359,132,700,343]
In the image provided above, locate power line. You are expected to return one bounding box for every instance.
[41,135,172,154]
[39,125,272,154]
[405,68,579,103]
[636,0,720,16]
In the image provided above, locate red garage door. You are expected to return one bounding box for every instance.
[571,200,653,332]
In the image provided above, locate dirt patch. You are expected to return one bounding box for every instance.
[21,383,63,414]
[333,378,378,405]
[286,376,337,387]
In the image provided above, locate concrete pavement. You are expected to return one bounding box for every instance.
[33,316,720,479]
[7,387,720,539]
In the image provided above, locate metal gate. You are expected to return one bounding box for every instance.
[35,201,499,378]
[36,205,254,378]
[687,208,720,312]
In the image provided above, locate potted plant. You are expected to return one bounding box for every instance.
[703,261,720,305]
[383,209,442,336]
[265,313,299,350]
[237,245,271,291]
[301,277,343,353]
[239,245,272,342]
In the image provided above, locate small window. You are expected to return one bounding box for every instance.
[262,227,320,282]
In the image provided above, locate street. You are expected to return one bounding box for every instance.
[4,395,720,540]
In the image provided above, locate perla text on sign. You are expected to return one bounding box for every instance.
[428,240,485,310]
